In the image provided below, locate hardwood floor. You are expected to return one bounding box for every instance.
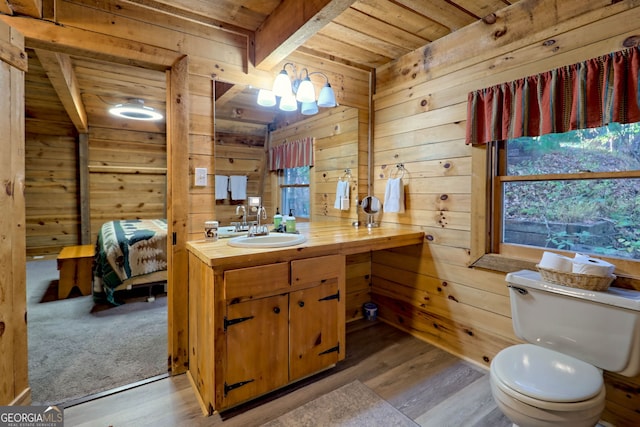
[64,320,511,426]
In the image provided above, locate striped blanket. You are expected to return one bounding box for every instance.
[93,219,168,304]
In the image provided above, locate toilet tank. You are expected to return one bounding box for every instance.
[505,270,640,376]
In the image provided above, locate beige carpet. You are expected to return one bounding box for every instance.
[262,380,418,427]
[27,259,167,406]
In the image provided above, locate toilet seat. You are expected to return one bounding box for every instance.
[492,344,604,405]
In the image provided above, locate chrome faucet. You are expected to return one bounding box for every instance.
[235,205,247,224]
[233,205,251,232]
[248,206,269,236]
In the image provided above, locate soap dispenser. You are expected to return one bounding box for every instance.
[285,209,296,233]
[273,208,283,231]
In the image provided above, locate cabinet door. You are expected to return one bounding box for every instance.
[289,280,340,381]
[224,294,288,408]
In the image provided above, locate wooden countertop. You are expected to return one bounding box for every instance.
[187,221,424,270]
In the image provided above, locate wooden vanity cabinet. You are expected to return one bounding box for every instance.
[222,263,289,408]
[224,293,289,408]
[289,256,346,381]
[212,254,346,411]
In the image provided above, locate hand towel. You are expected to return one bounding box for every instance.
[229,175,247,200]
[334,180,349,210]
[383,177,405,213]
[215,175,228,200]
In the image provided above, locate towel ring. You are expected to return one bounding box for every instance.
[340,168,352,182]
[390,163,406,179]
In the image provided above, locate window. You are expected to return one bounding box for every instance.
[280,166,310,218]
[486,123,640,262]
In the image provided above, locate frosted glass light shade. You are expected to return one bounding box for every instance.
[296,78,316,103]
[317,83,336,108]
[279,92,297,111]
[109,99,163,121]
[257,89,276,107]
[301,101,318,115]
[273,70,293,98]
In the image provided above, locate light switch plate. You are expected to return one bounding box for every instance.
[195,167,207,186]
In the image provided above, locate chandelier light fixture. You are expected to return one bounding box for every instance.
[109,98,164,121]
[256,63,337,115]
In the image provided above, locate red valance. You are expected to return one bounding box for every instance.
[466,47,640,145]
[269,137,314,171]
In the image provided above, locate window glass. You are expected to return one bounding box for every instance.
[500,123,640,260]
[281,166,310,218]
[506,123,640,174]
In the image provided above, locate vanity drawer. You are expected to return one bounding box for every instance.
[224,262,289,300]
[291,255,344,288]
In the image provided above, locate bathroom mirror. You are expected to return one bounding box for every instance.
[360,196,381,228]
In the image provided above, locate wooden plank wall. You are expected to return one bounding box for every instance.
[87,126,167,240]
[270,106,360,221]
[371,1,640,425]
[25,50,80,257]
[214,118,267,226]
[0,19,28,406]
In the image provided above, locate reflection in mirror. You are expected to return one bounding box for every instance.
[215,81,362,225]
[361,196,381,228]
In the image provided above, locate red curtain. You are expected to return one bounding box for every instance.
[466,47,640,145]
[269,137,314,171]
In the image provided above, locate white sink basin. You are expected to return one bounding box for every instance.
[227,233,307,248]
[218,226,246,239]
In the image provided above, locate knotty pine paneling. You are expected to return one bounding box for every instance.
[270,106,361,222]
[25,50,80,257]
[371,2,640,425]
[88,125,167,242]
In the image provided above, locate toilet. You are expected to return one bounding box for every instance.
[490,269,640,427]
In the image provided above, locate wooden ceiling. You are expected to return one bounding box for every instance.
[14,0,520,134]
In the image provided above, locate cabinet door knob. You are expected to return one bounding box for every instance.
[298,301,305,308]
[273,306,280,314]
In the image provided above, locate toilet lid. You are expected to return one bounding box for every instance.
[492,344,603,403]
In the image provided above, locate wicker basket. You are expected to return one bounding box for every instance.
[536,265,615,292]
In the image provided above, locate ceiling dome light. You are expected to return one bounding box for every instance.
[109,99,163,121]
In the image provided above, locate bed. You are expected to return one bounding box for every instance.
[92,219,168,305]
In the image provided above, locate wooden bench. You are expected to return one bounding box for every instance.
[57,244,95,299]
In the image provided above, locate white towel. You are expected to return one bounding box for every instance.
[229,175,247,200]
[334,180,349,210]
[383,177,405,213]
[215,175,228,200]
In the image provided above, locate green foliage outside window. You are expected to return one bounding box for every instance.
[503,123,640,260]
[281,166,310,218]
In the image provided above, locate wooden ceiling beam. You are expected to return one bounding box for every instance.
[121,0,252,37]
[0,15,180,70]
[254,0,356,71]
[34,48,88,132]
[214,82,243,107]
[6,0,41,18]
